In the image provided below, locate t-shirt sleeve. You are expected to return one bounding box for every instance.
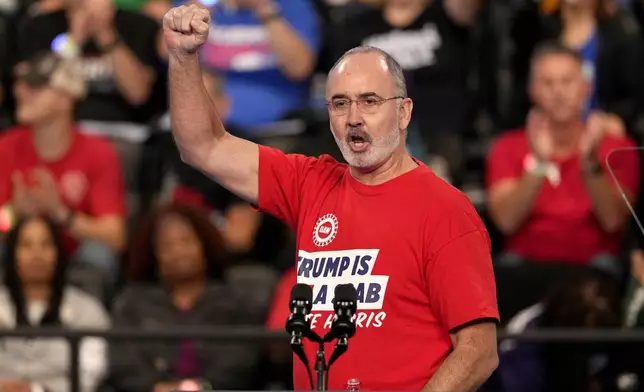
[257,145,318,229]
[425,214,499,331]
[485,134,523,189]
[601,137,640,197]
[88,143,126,217]
[278,0,321,52]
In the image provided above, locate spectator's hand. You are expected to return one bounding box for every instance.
[153,381,181,392]
[632,249,644,285]
[603,113,626,139]
[0,380,32,392]
[11,172,37,217]
[580,111,606,159]
[29,168,68,223]
[69,6,94,45]
[526,109,553,161]
[163,4,211,57]
[88,0,117,41]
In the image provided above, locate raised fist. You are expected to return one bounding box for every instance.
[163,4,211,56]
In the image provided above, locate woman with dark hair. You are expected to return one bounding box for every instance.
[109,203,276,392]
[0,216,110,392]
[125,203,229,282]
[508,0,644,131]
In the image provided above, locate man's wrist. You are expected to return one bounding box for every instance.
[524,153,550,178]
[581,152,603,176]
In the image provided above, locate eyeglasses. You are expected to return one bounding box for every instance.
[326,96,405,115]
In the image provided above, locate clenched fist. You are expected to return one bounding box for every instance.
[163,4,211,56]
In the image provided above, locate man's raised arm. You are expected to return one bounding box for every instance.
[163,5,259,203]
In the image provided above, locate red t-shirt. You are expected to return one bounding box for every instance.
[486,129,640,263]
[257,146,499,391]
[0,126,126,250]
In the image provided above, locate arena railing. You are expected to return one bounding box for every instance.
[2,327,644,392]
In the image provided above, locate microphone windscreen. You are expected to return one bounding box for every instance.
[290,283,313,302]
[334,284,357,302]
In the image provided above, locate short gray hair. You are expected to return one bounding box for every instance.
[530,41,583,77]
[329,46,407,98]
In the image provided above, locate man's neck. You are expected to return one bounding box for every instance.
[350,147,418,186]
[23,284,51,303]
[384,0,430,27]
[32,116,74,161]
[550,119,585,156]
[170,279,206,311]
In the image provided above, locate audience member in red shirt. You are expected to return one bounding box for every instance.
[0,52,126,276]
[486,43,640,267]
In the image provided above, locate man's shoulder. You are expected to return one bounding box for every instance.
[411,168,486,232]
[491,128,527,151]
[280,148,348,177]
[0,126,30,147]
[305,153,348,181]
[600,133,638,149]
[314,153,347,170]
[425,171,477,211]
[597,134,640,165]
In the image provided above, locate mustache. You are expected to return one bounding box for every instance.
[346,127,372,143]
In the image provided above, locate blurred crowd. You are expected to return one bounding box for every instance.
[1,0,644,391]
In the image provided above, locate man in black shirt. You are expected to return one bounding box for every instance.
[16,0,160,124]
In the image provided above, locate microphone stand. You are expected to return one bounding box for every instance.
[315,342,327,391]
[325,336,348,388]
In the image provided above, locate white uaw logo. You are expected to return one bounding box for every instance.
[312,213,338,247]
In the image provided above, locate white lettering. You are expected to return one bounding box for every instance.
[208,25,268,45]
[310,313,323,329]
[363,23,442,69]
[313,311,387,330]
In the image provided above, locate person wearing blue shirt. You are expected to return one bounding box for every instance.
[579,29,599,119]
[176,0,320,133]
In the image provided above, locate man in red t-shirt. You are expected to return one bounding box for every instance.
[486,43,640,320]
[0,52,126,278]
[164,5,499,391]
[486,43,639,265]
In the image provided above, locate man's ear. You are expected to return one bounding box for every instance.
[399,97,413,131]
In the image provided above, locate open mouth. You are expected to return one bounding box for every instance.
[348,135,370,152]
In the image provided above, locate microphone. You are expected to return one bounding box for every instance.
[325,284,358,343]
[324,284,358,388]
[285,283,313,345]
[285,284,315,390]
